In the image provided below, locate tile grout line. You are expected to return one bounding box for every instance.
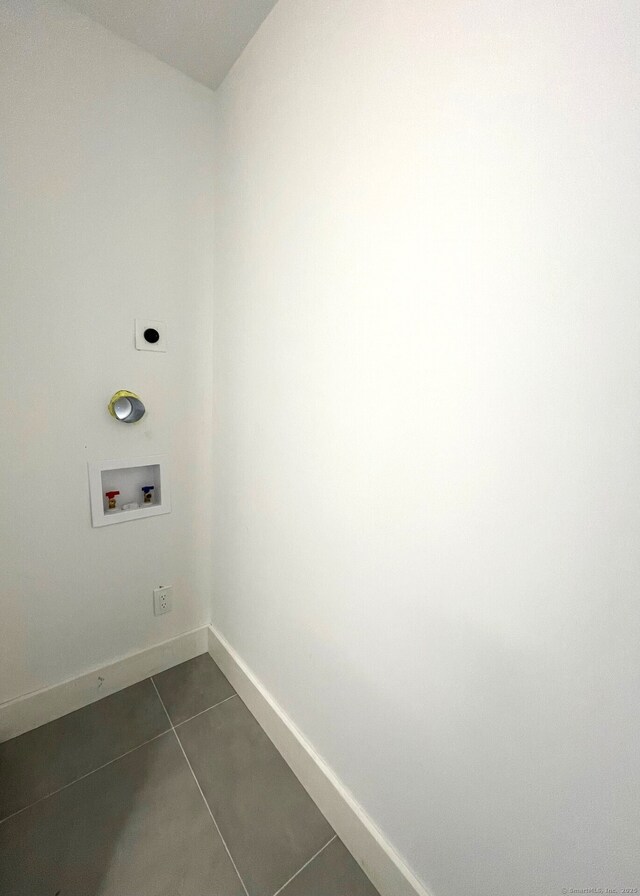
[174,692,237,729]
[150,677,250,896]
[271,834,338,896]
[0,685,237,828]
[153,681,340,896]
[0,728,171,827]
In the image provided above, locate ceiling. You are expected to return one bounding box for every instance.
[68,0,279,90]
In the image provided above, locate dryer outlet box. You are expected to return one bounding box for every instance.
[135,318,167,352]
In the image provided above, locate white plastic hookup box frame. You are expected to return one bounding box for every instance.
[88,454,171,527]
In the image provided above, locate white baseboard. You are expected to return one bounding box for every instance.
[0,626,209,743]
[207,624,431,896]
[3,621,430,895]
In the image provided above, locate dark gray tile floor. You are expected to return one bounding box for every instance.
[153,651,235,725]
[0,678,168,820]
[278,838,381,896]
[0,653,380,896]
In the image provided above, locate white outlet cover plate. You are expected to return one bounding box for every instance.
[153,585,173,615]
[135,318,167,352]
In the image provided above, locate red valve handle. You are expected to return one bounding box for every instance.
[105,491,120,499]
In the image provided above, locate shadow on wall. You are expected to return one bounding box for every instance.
[278,605,636,896]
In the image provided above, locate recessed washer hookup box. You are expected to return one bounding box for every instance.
[88,454,171,527]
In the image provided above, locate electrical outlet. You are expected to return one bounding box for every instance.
[153,585,173,616]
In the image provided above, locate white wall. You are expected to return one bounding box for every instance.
[0,0,216,703]
[213,2,640,894]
